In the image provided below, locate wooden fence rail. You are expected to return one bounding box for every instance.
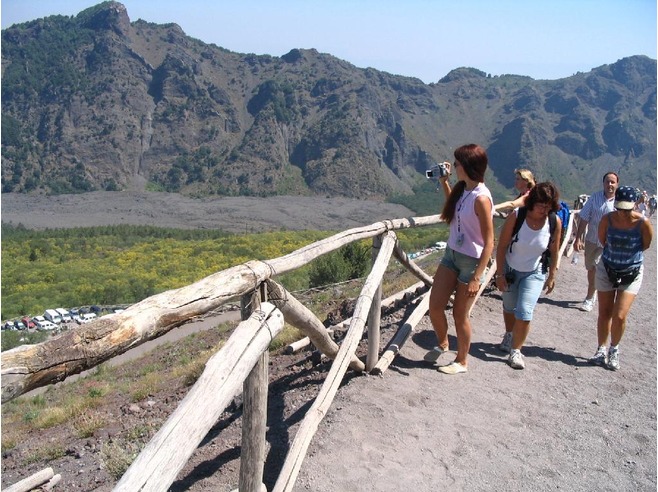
[3,206,579,491]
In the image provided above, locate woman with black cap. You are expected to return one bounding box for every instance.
[588,186,653,370]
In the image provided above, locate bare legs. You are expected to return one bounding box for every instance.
[596,290,636,347]
[586,267,597,300]
[428,265,476,366]
[511,319,531,350]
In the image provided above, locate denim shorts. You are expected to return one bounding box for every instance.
[502,264,546,321]
[440,245,484,284]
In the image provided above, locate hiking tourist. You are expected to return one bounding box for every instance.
[573,172,619,312]
[425,144,494,374]
[588,186,653,371]
[495,182,562,369]
[494,169,536,213]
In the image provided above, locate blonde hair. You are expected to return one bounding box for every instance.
[515,168,535,190]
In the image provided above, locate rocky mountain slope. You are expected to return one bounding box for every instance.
[1,1,656,200]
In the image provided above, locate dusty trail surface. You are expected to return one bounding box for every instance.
[294,224,657,492]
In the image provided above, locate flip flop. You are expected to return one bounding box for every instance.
[437,361,468,375]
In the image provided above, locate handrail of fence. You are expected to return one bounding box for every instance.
[2,207,580,492]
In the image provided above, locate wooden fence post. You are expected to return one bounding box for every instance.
[366,234,383,371]
[239,287,269,492]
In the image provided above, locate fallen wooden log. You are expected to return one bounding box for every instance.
[4,467,54,492]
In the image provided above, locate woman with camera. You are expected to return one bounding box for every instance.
[588,186,653,371]
[495,182,562,369]
[424,144,494,374]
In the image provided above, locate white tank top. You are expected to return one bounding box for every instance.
[506,210,551,272]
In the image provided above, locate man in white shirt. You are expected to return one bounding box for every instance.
[573,172,619,311]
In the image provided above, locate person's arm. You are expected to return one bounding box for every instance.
[494,194,528,213]
[495,210,517,292]
[573,212,589,251]
[544,216,562,294]
[641,217,654,251]
[598,212,610,248]
[470,195,494,296]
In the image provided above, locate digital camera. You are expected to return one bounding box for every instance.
[425,162,449,179]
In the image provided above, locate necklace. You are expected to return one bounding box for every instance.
[456,187,475,246]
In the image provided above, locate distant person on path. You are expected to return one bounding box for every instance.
[495,182,562,369]
[648,194,656,218]
[494,169,536,213]
[635,191,648,217]
[588,186,653,370]
[425,144,494,374]
[573,172,619,312]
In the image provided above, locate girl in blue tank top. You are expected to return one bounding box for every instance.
[587,186,653,371]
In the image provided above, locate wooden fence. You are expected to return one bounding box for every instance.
[1,208,577,492]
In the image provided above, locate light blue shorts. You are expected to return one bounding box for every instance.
[440,245,484,284]
[502,264,546,322]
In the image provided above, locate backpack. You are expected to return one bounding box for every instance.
[509,207,557,274]
[556,201,570,245]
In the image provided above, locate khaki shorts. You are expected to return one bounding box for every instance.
[584,241,603,271]
[595,262,643,295]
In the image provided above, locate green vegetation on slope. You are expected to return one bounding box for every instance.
[1,223,449,321]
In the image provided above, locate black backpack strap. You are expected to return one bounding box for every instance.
[509,207,527,254]
[548,211,556,241]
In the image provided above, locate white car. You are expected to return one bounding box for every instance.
[78,313,98,324]
[37,320,57,331]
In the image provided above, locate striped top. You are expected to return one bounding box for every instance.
[601,216,645,271]
[579,190,615,246]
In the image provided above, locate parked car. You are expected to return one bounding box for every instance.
[32,315,46,326]
[15,320,26,330]
[3,321,16,330]
[44,309,62,324]
[36,319,57,331]
[56,308,72,323]
[78,313,97,324]
[21,316,37,330]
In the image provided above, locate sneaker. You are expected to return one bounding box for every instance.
[607,347,620,371]
[437,361,468,374]
[580,298,595,312]
[588,346,607,366]
[508,349,525,369]
[499,332,513,353]
[423,346,445,363]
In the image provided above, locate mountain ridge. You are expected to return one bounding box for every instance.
[1,1,656,202]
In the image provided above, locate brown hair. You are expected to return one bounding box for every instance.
[525,182,560,213]
[441,144,488,223]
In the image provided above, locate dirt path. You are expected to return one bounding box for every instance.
[293,220,657,492]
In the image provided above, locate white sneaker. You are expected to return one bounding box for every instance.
[508,349,525,369]
[499,332,513,353]
[580,298,595,312]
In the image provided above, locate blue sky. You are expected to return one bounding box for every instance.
[1,0,656,83]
